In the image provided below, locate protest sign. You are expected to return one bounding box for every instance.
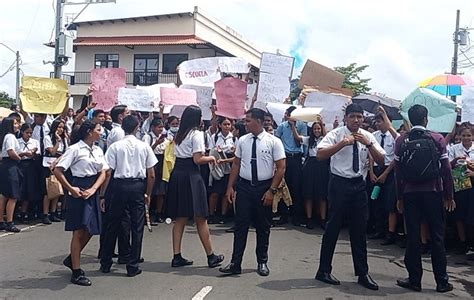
[160,87,197,106]
[266,102,302,125]
[217,57,250,74]
[256,72,290,103]
[260,52,294,77]
[246,82,257,109]
[169,105,187,118]
[461,86,474,123]
[305,91,350,129]
[299,59,344,89]
[178,58,221,86]
[180,84,213,120]
[20,76,68,114]
[400,88,457,133]
[137,83,176,104]
[215,78,247,119]
[118,88,156,112]
[290,107,323,123]
[91,68,126,111]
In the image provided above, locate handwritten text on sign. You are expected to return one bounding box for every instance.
[160,87,198,106]
[257,72,290,103]
[215,78,247,120]
[260,52,294,77]
[117,88,156,112]
[91,68,126,111]
[20,76,69,114]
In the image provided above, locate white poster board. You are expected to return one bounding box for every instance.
[290,107,323,123]
[137,83,176,104]
[246,83,257,109]
[256,73,290,103]
[266,102,302,125]
[305,91,350,129]
[461,86,474,123]
[180,84,213,120]
[218,57,250,73]
[117,87,156,112]
[178,58,221,87]
[260,52,294,77]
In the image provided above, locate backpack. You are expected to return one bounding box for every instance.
[399,128,441,182]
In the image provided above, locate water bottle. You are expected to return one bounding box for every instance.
[371,185,381,200]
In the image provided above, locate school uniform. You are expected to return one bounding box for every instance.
[166,130,209,218]
[107,122,125,146]
[229,131,286,267]
[0,133,22,199]
[56,140,108,234]
[209,132,235,195]
[316,126,385,277]
[301,136,329,201]
[17,138,40,201]
[142,132,166,196]
[101,135,157,274]
[31,122,50,200]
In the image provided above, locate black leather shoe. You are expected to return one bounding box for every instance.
[208,254,224,268]
[5,224,20,233]
[225,226,236,233]
[126,268,142,277]
[70,274,92,286]
[396,278,421,292]
[358,274,379,290]
[276,217,288,225]
[42,215,52,225]
[171,256,194,267]
[368,232,385,240]
[436,282,453,293]
[219,263,242,275]
[381,233,397,246]
[49,214,61,222]
[315,271,340,285]
[99,265,111,273]
[257,263,269,276]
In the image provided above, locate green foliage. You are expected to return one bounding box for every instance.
[0,91,15,109]
[334,63,371,96]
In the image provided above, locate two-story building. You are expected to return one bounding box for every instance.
[47,6,263,109]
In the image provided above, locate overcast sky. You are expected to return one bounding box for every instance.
[1,0,474,100]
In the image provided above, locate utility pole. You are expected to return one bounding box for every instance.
[53,0,64,79]
[451,9,460,102]
[15,51,20,103]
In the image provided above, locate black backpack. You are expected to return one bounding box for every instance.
[399,128,441,182]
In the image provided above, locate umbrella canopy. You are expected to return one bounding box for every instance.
[420,74,466,97]
[352,94,402,120]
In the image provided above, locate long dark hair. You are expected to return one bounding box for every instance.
[214,116,232,142]
[174,105,201,145]
[50,119,68,146]
[0,117,15,148]
[308,120,326,148]
[71,119,98,145]
[20,123,33,140]
[234,120,247,138]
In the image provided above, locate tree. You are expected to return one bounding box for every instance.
[334,63,371,96]
[0,91,15,109]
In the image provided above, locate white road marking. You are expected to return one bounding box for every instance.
[0,223,45,238]
[192,286,213,300]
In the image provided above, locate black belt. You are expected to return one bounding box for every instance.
[331,173,364,183]
[114,178,145,182]
[239,177,272,186]
[285,152,302,158]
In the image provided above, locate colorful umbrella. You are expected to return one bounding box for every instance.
[419,74,466,97]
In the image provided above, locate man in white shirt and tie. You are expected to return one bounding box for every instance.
[107,105,129,146]
[315,103,385,291]
[219,108,286,277]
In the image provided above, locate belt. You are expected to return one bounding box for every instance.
[239,177,272,186]
[331,173,364,183]
[285,152,302,158]
[114,178,146,182]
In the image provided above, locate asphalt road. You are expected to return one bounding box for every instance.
[1,221,473,299]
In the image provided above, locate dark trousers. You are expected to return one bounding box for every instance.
[283,153,303,219]
[403,192,448,286]
[100,179,145,271]
[369,166,392,234]
[231,178,272,266]
[318,174,369,276]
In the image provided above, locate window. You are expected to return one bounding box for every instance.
[133,54,159,86]
[162,54,188,74]
[94,54,119,68]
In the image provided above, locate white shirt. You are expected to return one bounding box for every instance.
[372,130,399,166]
[142,132,167,155]
[66,116,74,134]
[107,123,125,146]
[302,136,323,157]
[32,123,50,152]
[57,140,109,177]
[174,130,206,159]
[236,131,286,181]
[44,135,67,156]
[1,133,19,158]
[17,138,40,160]
[448,143,474,163]
[318,126,386,179]
[209,132,235,153]
[105,135,158,179]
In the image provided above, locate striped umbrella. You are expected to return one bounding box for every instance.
[419,74,466,97]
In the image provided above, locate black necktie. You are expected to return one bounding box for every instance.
[39,126,44,155]
[251,136,258,185]
[380,134,386,149]
[352,142,359,173]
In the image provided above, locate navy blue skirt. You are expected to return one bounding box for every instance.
[19,159,39,201]
[0,158,22,199]
[65,175,102,235]
[302,157,329,200]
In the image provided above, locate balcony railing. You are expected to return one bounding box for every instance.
[50,71,178,86]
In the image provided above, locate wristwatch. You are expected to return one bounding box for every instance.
[269,187,278,194]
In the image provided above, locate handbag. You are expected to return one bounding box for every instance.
[452,164,472,193]
[46,174,64,200]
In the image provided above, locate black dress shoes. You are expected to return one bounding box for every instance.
[126,268,142,277]
[171,256,194,267]
[219,263,242,275]
[257,263,269,276]
[368,232,385,240]
[436,282,453,293]
[396,278,421,292]
[358,274,379,290]
[315,271,340,285]
[207,254,225,268]
[71,274,92,286]
[99,264,111,273]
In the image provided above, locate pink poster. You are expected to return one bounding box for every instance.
[214,78,247,120]
[91,68,126,111]
[160,87,197,106]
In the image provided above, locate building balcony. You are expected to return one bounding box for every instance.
[50,71,178,86]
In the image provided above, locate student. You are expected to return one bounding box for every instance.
[92,109,109,153]
[394,104,454,293]
[54,120,108,286]
[107,105,129,146]
[30,113,49,217]
[166,105,224,268]
[166,116,180,140]
[315,103,385,291]
[17,123,40,223]
[219,108,286,276]
[100,116,157,277]
[0,117,22,232]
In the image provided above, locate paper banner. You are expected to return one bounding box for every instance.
[266,102,302,125]
[137,83,176,104]
[217,57,250,73]
[400,88,457,133]
[178,58,221,87]
[169,105,187,118]
[305,91,350,130]
[180,84,213,120]
[299,59,344,89]
[461,85,474,123]
[260,52,294,77]
[246,83,257,109]
[215,77,247,119]
[118,88,156,112]
[290,107,323,123]
[91,68,126,111]
[20,76,68,114]
[256,72,290,103]
[160,87,197,106]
